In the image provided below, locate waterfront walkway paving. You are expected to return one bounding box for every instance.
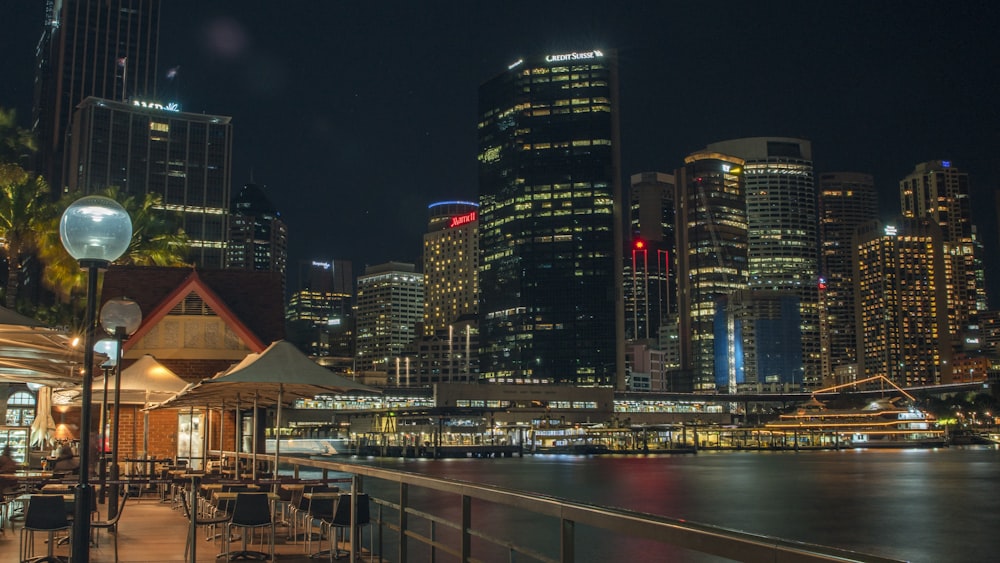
[0,494,380,562]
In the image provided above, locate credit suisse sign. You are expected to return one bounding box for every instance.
[544,50,604,62]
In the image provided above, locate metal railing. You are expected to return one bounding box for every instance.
[223,451,907,563]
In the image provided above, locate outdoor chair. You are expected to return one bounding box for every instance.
[325,493,371,561]
[180,488,230,561]
[91,491,130,563]
[224,492,275,562]
[19,494,72,563]
[304,494,336,555]
[290,484,337,545]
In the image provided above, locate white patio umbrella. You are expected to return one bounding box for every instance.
[0,306,82,386]
[155,340,378,479]
[29,385,58,448]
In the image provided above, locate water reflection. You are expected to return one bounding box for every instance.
[351,447,999,562]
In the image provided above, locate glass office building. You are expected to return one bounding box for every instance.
[477,50,622,385]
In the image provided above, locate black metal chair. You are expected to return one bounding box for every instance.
[179,488,230,561]
[91,491,130,563]
[19,494,72,563]
[325,493,371,561]
[224,492,275,562]
[290,484,337,545]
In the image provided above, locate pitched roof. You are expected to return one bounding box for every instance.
[101,266,285,352]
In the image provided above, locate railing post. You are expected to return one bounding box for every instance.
[399,482,408,562]
[462,494,471,562]
[560,518,575,563]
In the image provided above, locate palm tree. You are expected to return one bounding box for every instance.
[38,187,191,304]
[0,107,35,165]
[0,170,54,309]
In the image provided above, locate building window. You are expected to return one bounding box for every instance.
[6,390,36,426]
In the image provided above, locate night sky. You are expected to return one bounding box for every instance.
[2,1,999,298]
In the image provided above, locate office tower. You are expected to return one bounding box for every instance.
[423,201,479,336]
[714,290,803,392]
[817,172,879,383]
[627,172,676,342]
[33,0,162,193]
[66,97,232,268]
[854,219,952,387]
[286,260,353,358]
[900,160,979,343]
[355,262,424,374]
[478,49,623,386]
[409,317,480,385]
[227,183,288,281]
[705,137,819,390]
[675,151,748,391]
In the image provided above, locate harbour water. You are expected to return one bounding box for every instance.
[336,445,1000,562]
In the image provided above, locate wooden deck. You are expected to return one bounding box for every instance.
[0,492,380,562]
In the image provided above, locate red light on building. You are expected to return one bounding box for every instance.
[634,239,645,250]
[449,210,477,228]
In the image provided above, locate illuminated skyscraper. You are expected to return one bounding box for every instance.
[714,290,802,392]
[900,160,980,344]
[286,260,353,358]
[67,97,232,268]
[854,219,952,387]
[675,151,748,391]
[355,262,424,373]
[228,183,288,284]
[477,49,623,386]
[33,0,162,192]
[423,201,479,336]
[627,172,676,343]
[817,172,879,383]
[705,138,820,389]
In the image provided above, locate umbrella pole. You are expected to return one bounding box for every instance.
[202,402,209,471]
[275,385,282,484]
[218,400,225,473]
[188,406,194,468]
[251,396,258,481]
[235,395,241,477]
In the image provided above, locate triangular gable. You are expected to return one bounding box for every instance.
[124,270,266,354]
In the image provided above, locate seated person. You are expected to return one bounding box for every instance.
[0,444,21,491]
[51,444,79,473]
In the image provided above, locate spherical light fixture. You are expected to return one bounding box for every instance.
[59,194,132,563]
[100,297,143,337]
[59,195,132,264]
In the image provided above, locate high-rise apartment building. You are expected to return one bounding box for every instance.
[355,262,424,374]
[900,161,980,344]
[228,183,288,284]
[33,0,162,192]
[675,151,748,391]
[423,201,479,336]
[627,172,676,343]
[817,172,879,383]
[67,97,232,268]
[285,260,353,358]
[477,49,623,386]
[854,219,952,387]
[705,138,820,390]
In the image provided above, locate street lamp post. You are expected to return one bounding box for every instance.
[60,195,132,563]
[94,337,117,505]
[100,297,142,520]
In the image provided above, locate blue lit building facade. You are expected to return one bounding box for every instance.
[477,50,622,385]
[714,290,802,392]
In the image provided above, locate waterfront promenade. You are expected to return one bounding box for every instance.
[0,492,379,562]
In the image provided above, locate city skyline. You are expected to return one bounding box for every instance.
[2,2,998,299]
